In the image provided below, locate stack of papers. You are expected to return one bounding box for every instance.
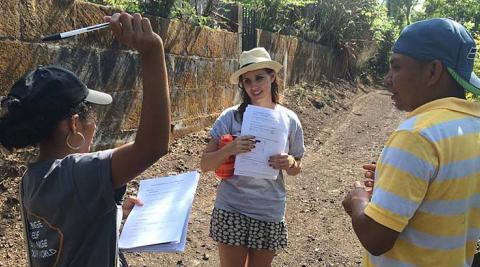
[119,171,200,253]
[234,105,289,179]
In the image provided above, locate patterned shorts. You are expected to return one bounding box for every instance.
[209,208,288,251]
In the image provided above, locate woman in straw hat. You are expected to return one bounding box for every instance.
[201,47,305,266]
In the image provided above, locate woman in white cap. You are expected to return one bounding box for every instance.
[0,13,170,267]
[201,47,305,266]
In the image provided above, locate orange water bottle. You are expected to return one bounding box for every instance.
[215,134,236,179]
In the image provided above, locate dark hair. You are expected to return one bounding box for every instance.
[0,96,93,151]
[235,68,280,122]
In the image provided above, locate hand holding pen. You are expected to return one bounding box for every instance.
[106,13,163,54]
[41,12,163,54]
[224,135,257,156]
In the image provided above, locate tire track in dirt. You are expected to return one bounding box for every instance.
[279,89,404,266]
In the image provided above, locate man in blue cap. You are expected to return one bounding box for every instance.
[342,18,480,266]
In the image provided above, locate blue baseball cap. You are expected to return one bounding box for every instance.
[393,18,480,94]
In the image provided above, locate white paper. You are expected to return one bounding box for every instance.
[119,171,200,252]
[234,105,289,179]
[122,211,190,253]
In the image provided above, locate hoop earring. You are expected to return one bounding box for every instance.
[66,132,85,150]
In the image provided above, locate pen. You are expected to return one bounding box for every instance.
[41,22,110,41]
[230,135,260,143]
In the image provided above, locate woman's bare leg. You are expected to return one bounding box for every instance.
[218,243,249,267]
[246,249,276,267]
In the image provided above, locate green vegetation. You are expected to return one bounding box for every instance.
[386,0,419,27]
[418,0,480,32]
[89,0,140,12]
[86,0,478,83]
[87,0,219,27]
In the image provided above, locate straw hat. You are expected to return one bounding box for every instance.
[229,47,283,84]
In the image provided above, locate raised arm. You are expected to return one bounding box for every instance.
[107,12,171,188]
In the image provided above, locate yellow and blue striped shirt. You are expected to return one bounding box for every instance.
[364,97,480,267]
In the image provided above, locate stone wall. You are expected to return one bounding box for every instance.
[258,30,376,86]
[258,30,337,86]
[0,0,239,150]
[0,0,367,154]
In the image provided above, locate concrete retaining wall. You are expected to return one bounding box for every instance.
[0,0,369,155]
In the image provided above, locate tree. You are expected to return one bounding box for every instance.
[101,0,141,12]
[224,0,315,35]
[386,0,419,27]
[416,0,480,32]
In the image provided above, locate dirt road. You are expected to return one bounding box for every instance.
[0,83,405,267]
[123,84,405,267]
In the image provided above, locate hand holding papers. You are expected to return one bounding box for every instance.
[119,172,200,252]
[234,105,289,179]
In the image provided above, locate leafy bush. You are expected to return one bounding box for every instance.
[170,1,223,28]
[85,0,220,28]
[416,0,480,33]
[365,3,399,75]
[224,0,314,36]
[101,0,140,12]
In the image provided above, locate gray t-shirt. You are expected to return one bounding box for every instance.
[21,149,125,267]
[210,105,305,222]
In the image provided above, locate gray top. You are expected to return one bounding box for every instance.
[21,149,125,267]
[211,105,305,222]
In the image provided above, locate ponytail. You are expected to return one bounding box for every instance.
[0,96,92,151]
